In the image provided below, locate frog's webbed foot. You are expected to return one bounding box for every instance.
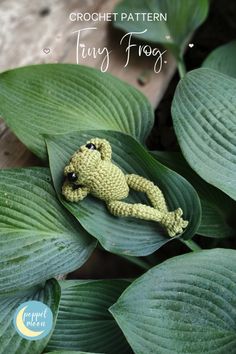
[161,208,188,237]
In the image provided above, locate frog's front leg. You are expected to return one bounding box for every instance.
[87,138,112,161]
[62,181,89,202]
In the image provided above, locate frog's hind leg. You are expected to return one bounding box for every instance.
[107,200,188,237]
[126,174,168,212]
[107,200,164,222]
[118,174,189,236]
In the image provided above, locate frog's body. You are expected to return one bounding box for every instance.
[62,138,188,237]
[87,161,129,201]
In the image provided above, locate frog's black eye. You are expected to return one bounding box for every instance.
[67,172,78,182]
[86,143,96,150]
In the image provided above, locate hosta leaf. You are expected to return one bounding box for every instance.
[47,280,132,354]
[46,352,101,354]
[114,0,209,58]
[172,68,236,200]
[0,64,153,161]
[0,279,60,354]
[202,41,236,78]
[153,151,235,238]
[46,130,201,256]
[110,249,236,354]
[0,168,96,293]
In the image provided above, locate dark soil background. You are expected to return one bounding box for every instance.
[69,0,236,281]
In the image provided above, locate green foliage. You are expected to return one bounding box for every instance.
[46,130,201,256]
[153,151,235,238]
[0,168,96,293]
[114,0,209,59]
[202,41,236,78]
[0,64,153,160]
[47,280,132,354]
[0,279,60,354]
[172,68,236,200]
[110,249,236,353]
[0,11,236,350]
[45,352,101,354]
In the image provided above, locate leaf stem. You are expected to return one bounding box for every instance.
[182,239,202,252]
[177,57,187,79]
[120,255,151,270]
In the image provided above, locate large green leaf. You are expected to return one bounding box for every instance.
[172,68,236,200]
[0,279,60,354]
[46,130,201,256]
[47,280,132,354]
[114,0,209,58]
[153,151,235,238]
[202,41,236,78]
[110,249,236,353]
[46,352,101,354]
[0,64,153,161]
[0,167,96,293]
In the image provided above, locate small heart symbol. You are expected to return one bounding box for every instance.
[189,43,194,48]
[43,48,50,54]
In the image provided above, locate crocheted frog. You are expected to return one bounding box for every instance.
[62,138,188,236]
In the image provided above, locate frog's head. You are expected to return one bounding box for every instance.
[64,138,111,186]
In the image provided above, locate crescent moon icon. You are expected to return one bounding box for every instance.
[15,305,44,338]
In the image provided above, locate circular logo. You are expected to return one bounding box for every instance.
[13,300,53,340]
